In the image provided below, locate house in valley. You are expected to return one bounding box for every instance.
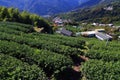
[61,28,73,36]
[92,23,99,26]
[99,24,106,27]
[104,6,113,11]
[80,28,112,40]
[53,17,64,26]
[106,24,113,27]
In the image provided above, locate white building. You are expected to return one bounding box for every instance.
[99,24,106,26]
[81,31,96,37]
[104,6,113,11]
[106,24,113,27]
[92,23,99,26]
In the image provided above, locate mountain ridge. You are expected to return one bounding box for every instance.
[0,0,99,15]
[56,0,120,24]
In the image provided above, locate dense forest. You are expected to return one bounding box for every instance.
[0,6,53,33]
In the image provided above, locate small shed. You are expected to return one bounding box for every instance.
[61,28,73,36]
[95,32,112,41]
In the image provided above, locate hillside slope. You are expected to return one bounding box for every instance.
[58,0,120,23]
[0,0,79,15]
[0,22,120,80]
[0,21,87,80]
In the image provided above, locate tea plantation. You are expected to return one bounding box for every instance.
[0,22,120,80]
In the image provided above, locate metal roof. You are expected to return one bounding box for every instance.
[61,28,72,36]
[95,32,112,40]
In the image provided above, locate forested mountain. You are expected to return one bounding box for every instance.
[57,0,120,23]
[0,0,80,15]
[77,0,101,8]
[0,0,102,15]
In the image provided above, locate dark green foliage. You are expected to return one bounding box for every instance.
[32,33,86,49]
[83,39,120,62]
[0,20,120,79]
[0,6,52,33]
[0,22,86,50]
[0,40,73,76]
[77,37,120,80]
[0,22,32,33]
[53,67,82,80]
[0,54,47,80]
[0,32,83,56]
[81,60,120,80]
[0,22,88,79]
